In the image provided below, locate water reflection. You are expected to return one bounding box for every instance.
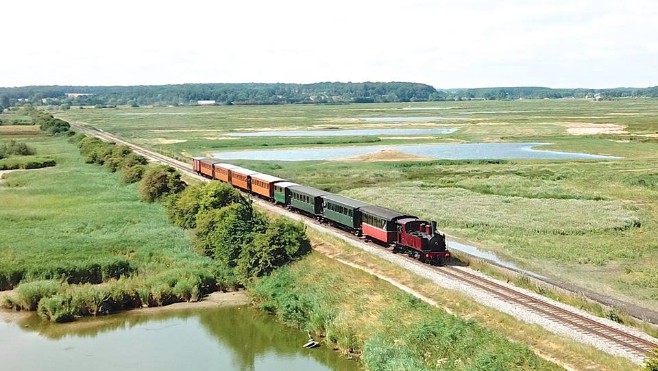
[0,306,358,371]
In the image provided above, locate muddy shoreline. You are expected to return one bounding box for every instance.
[0,290,250,324]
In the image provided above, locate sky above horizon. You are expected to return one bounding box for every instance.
[3,0,657,89]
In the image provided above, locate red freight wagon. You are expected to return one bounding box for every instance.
[229,166,258,192]
[250,172,284,199]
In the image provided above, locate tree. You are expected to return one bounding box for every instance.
[236,218,311,282]
[138,165,185,202]
[167,181,245,229]
[0,95,9,109]
[194,202,267,264]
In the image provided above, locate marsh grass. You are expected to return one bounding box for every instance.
[249,252,558,369]
[0,128,228,319]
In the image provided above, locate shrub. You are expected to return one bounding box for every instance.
[37,293,75,322]
[194,202,267,263]
[11,280,61,311]
[138,165,185,202]
[39,118,71,135]
[167,181,245,229]
[644,349,658,371]
[120,164,146,184]
[236,218,311,282]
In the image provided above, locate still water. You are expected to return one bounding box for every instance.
[0,306,358,371]
[213,142,620,161]
[227,128,457,137]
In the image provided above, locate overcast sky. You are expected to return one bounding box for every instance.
[3,0,657,89]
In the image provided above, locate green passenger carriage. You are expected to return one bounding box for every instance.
[321,194,369,234]
[273,181,299,205]
[289,185,327,217]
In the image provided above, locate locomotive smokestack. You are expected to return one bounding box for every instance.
[431,221,437,235]
[425,224,431,235]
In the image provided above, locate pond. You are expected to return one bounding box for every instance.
[228,128,458,137]
[213,143,621,162]
[0,305,358,371]
[362,117,467,122]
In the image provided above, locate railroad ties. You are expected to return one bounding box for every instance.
[438,266,658,359]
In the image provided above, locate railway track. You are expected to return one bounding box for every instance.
[437,265,658,358]
[71,122,658,362]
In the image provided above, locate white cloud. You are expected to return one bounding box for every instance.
[2,0,657,87]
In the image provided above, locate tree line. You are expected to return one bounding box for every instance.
[2,83,658,109]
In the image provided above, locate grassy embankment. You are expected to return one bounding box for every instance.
[287,228,638,371]
[249,251,563,370]
[0,125,231,321]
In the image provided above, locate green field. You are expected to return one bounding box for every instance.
[0,126,226,315]
[55,99,658,311]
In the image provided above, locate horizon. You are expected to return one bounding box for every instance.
[3,0,658,88]
[1,82,656,91]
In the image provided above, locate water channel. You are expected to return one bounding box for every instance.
[227,128,458,137]
[213,142,620,161]
[0,305,358,371]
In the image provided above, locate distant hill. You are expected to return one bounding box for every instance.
[0,83,657,108]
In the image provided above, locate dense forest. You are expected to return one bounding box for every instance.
[0,82,657,109]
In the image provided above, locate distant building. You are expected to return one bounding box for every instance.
[67,93,93,99]
[197,100,216,105]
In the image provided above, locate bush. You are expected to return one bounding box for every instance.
[194,202,267,263]
[39,118,71,135]
[645,349,658,371]
[120,164,146,184]
[236,218,311,282]
[138,165,185,202]
[37,293,75,322]
[168,181,246,229]
[0,140,36,158]
[10,280,61,311]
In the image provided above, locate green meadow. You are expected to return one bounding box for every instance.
[55,99,658,310]
[0,126,226,318]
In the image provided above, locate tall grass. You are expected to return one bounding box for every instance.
[248,253,558,369]
[0,127,228,320]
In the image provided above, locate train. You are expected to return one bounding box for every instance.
[193,157,450,265]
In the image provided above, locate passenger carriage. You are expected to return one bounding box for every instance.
[321,194,369,235]
[360,205,415,245]
[229,166,258,192]
[250,172,285,199]
[193,157,224,178]
[273,182,299,205]
[212,163,238,183]
[288,185,327,218]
